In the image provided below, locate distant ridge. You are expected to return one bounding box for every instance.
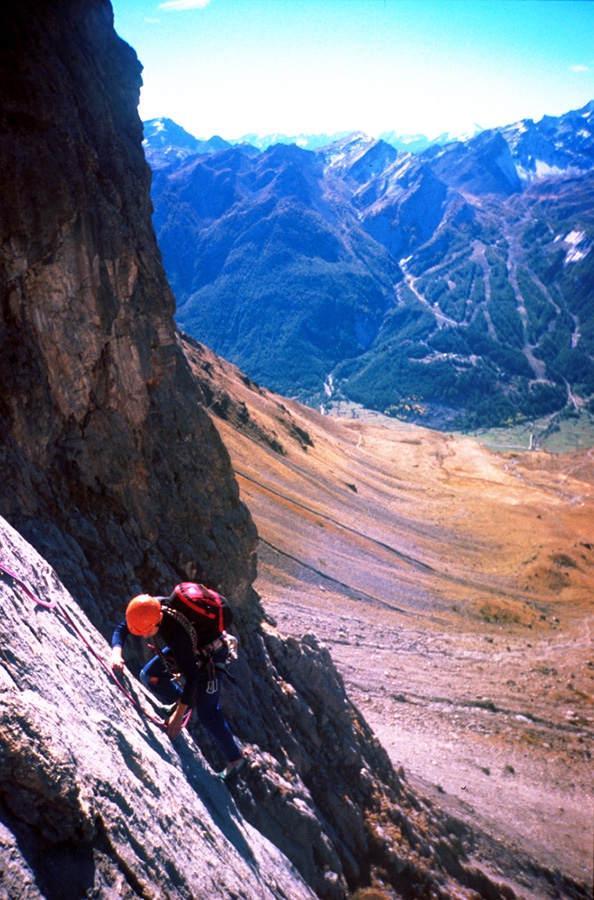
[143,120,485,160]
[146,101,594,431]
[232,130,354,151]
[143,117,232,168]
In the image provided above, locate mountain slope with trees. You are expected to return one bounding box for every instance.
[147,105,594,429]
[151,141,403,399]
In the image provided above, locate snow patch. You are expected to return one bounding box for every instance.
[508,122,529,138]
[565,245,590,264]
[535,160,565,177]
[565,230,585,246]
[515,165,532,182]
[560,231,591,265]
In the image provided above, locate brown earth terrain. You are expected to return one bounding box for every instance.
[185,336,594,899]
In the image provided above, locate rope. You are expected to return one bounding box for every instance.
[0,561,58,609]
[0,560,193,731]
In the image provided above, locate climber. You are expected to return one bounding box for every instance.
[110,583,246,782]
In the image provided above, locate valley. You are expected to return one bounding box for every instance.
[149,105,594,434]
[186,335,594,898]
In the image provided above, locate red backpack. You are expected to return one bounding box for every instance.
[171,582,229,635]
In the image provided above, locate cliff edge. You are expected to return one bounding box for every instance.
[0,0,256,620]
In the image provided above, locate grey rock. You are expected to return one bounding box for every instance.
[0,518,317,900]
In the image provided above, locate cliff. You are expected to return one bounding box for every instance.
[0,3,549,899]
[1,516,532,900]
[0,0,256,620]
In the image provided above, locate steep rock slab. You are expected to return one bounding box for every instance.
[0,0,256,620]
[0,517,319,900]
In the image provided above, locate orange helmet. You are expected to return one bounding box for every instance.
[126,594,163,636]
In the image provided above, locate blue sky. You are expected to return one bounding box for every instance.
[111,0,594,141]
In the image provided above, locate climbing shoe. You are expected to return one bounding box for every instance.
[219,756,247,784]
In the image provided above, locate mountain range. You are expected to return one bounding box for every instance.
[145,103,594,430]
[143,117,479,157]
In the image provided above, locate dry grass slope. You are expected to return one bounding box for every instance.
[184,336,594,898]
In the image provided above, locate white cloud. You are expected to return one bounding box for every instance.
[571,64,589,73]
[158,0,213,9]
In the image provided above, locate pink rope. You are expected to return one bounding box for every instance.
[0,561,58,608]
[0,559,190,731]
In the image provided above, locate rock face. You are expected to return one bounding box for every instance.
[0,3,551,899]
[0,520,319,900]
[0,518,532,900]
[0,0,257,620]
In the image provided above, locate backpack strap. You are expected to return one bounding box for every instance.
[161,606,198,655]
[159,604,237,694]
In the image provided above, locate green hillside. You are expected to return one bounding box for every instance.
[148,110,594,432]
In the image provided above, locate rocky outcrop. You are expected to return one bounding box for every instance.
[430,131,522,197]
[0,519,319,900]
[0,0,257,621]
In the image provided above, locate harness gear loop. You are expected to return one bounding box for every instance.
[225,632,239,662]
[158,606,239,695]
[206,656,218,694]
[163,605,236,674]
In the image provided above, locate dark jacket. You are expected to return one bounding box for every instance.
[112,586,233,706]
[112,612,198,705]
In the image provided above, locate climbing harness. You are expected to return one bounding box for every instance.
[0,561,184,731]
[160,605,237,694]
